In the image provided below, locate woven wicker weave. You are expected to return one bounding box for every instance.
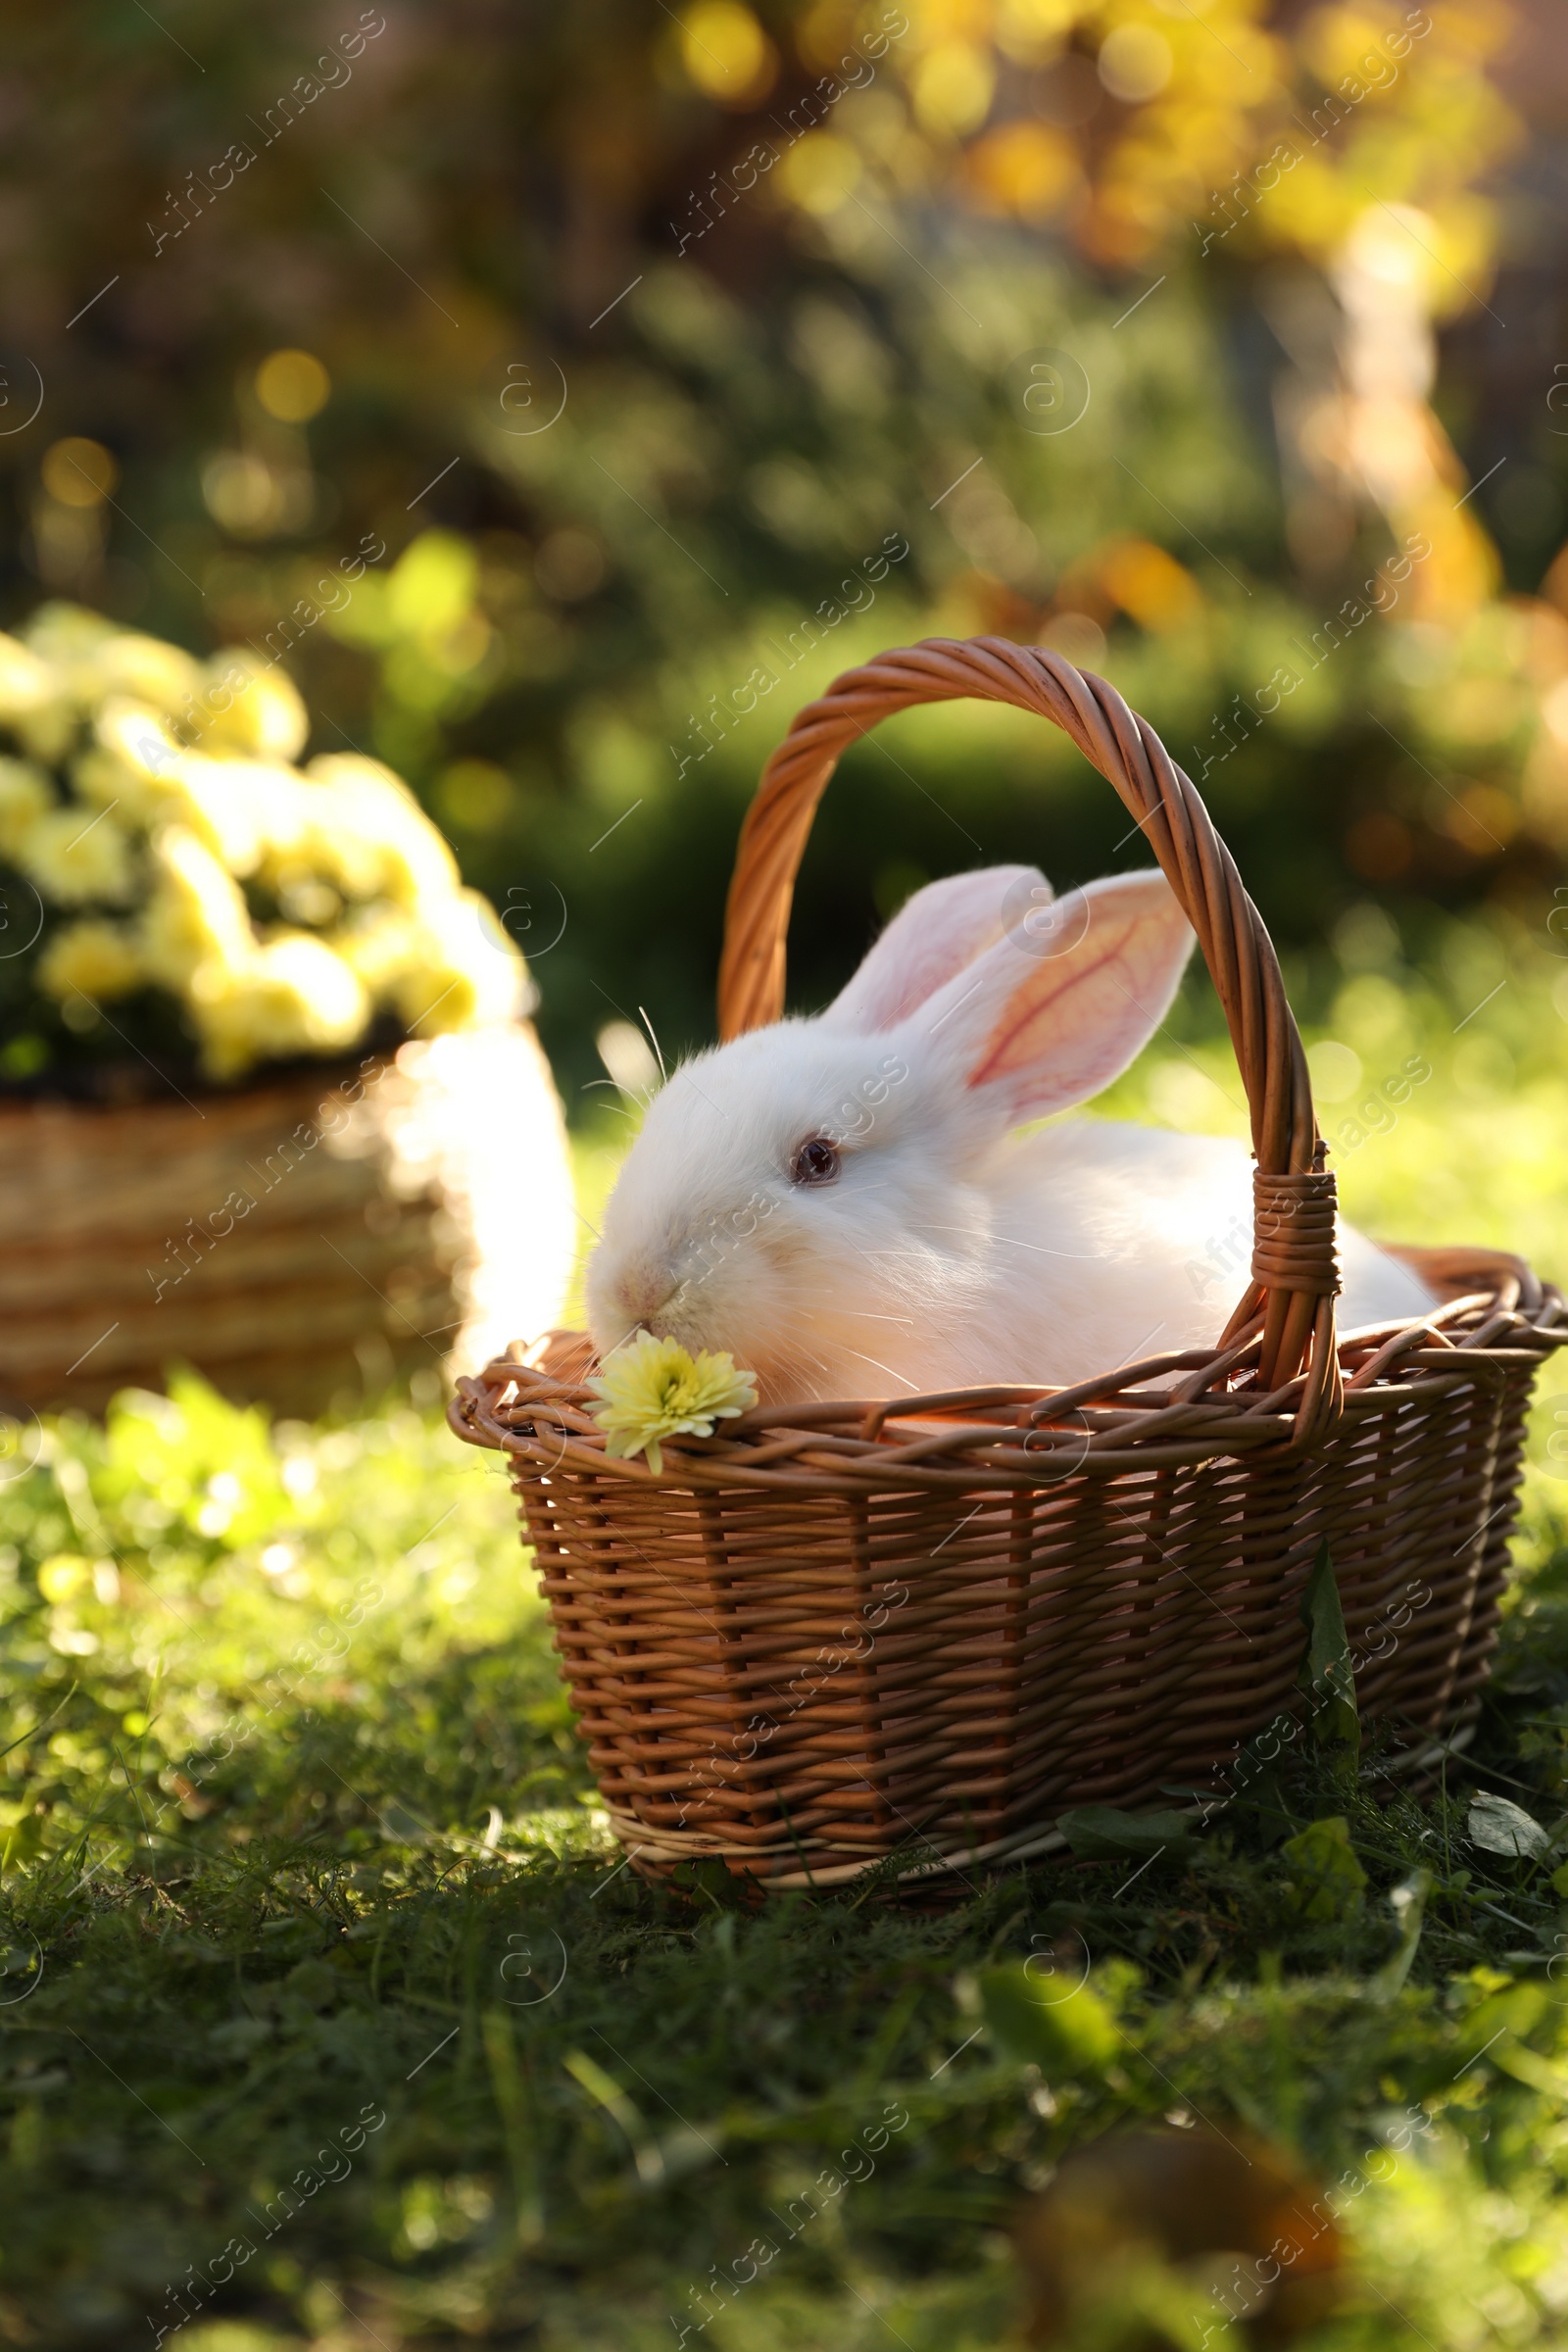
[453,638,1566,1889]
[0,1062,456,1418]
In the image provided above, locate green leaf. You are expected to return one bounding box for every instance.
[1056,1806,1194,1862]
[1,1813,46,1874]
[1454,1983,1549,2069]
[978,1964,1121,2076]
[1468,1792,1549,1860]
[1281,1815,1367,1922]
[1298,1540,1359,1760]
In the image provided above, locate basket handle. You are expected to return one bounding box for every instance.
[717,635,1342,1426]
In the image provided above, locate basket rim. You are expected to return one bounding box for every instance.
[451,1244,1566,1496]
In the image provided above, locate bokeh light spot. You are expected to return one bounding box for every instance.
[41,437,118,507]
[778,131,862,217]
[1306,1039,1364,1103]
[1097,24,1173,102]
[678,3,777,105]
[255,348,331,423]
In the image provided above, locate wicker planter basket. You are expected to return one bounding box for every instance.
[452,638,1566,1889]
[0,1020,575,1419]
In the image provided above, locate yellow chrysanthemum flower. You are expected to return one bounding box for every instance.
[169,754,306,878]
[190,932,369,1079]
[91,710,307,876]
[0,618,72,760]
[195,655,309,762]
[17,804,134,905]
[140,826,255,988]
[330,905,421,999]
[250,933,368,1050]
[0,757,53,859]
[587,1335,757,1474]
[0,633,65,736]
[267,794,388,902]
[393,890,524,1036]
[23,602,116,671]
[85,699,190,824]
[303,754,461,905]
[87,631,204,719]
[37,918,144,1004]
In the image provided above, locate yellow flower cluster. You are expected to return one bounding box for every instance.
[0,603,526,1079]
[588,1335,758,1474]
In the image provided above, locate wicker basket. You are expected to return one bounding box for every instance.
[452,638,1567,1889]
[0,1062,452,1419]
[0,1021,575,1419]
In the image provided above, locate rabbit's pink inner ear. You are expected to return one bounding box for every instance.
[822,863,1051,1033]
[965,872,1198,1117]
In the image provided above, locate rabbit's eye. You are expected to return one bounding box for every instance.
[789,1136,840,1187]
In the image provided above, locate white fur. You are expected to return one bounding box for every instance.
[586,866,1434,1403]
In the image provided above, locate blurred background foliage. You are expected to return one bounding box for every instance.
[3,0,1567,1110]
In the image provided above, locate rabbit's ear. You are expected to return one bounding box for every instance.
[821,864,1052,1034]
[916,869,1197,1124]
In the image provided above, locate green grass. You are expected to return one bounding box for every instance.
[3,925,1568,2351]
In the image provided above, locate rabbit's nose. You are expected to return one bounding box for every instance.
[619,1265,677,1321]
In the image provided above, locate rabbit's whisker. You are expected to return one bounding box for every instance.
[761,1326,846,1373]
[637,1004,668,1084]
[993,1233,1111,1262]
[838,1347,922,1392]
[911,1221,1109,1262]
[848,1245,947,1266]
[766,1298,926,1383]
[760,1304,917,1396]
[771,1297,918,1329]
[760,1273,910,1304]
[581,1076,654,1113]
[793,1286,918,1314]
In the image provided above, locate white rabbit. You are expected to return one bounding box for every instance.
[585,864,1435,1404]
